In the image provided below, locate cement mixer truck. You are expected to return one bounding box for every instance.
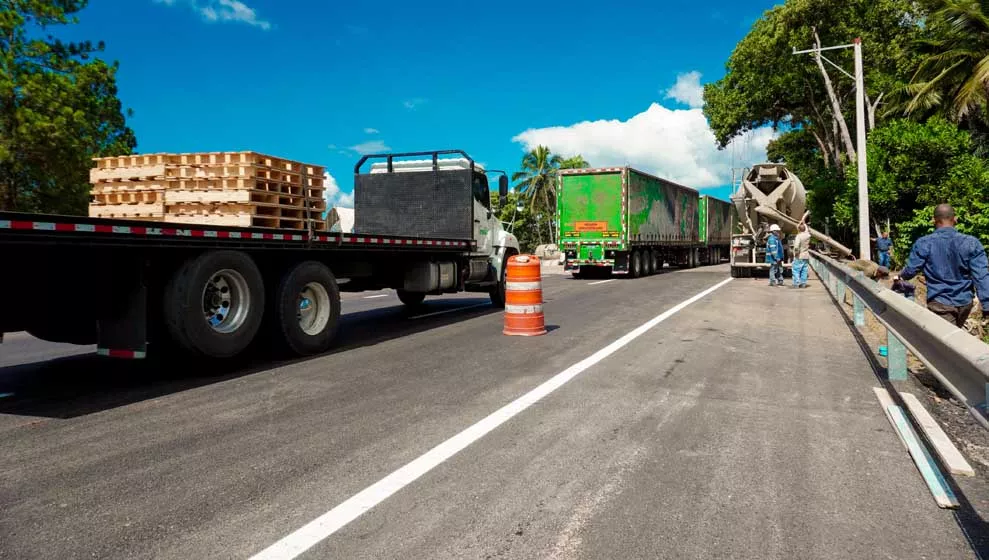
[730,163,851,278]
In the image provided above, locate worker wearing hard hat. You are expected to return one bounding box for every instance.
[766,224,784,286]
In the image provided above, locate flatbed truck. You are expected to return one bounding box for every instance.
[0,150,520,360]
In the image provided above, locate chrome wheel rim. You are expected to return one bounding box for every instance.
[297,281,331,336]
[202,269,251,334]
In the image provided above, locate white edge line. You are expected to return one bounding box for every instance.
[363,294,389,299]
[588,279,616,286]
[247,277,733,560]
[407,302,491,320]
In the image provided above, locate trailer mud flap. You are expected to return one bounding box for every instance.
[97,261,148,359]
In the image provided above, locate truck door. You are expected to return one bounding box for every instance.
[472,172,494,255]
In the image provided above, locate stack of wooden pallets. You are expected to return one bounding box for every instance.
[88,151,327,230]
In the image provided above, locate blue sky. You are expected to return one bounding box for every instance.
[60,0,781,204]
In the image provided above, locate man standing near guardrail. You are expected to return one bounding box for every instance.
[876,230,893,269]
[897,204,989,328]
[792,223,811,289]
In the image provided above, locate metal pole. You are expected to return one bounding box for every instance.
[854,38,871,262]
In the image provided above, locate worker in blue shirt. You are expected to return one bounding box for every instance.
[898,204,989,328]
[765,224,783,286]
[876,231,893,268]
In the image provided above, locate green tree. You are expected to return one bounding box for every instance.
[704,0,923,175]
[559,155,590,169]
[834,116,989,228]
[511,146,562,245]
[903,0,989,123]
[0,0,136,214]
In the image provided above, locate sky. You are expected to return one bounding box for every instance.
[59,0,782,206]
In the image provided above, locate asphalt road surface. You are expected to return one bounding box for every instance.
[0,265,981,559]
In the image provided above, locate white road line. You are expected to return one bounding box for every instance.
[408,303,491,320]
[587,279,615,286]
[363,294,389,299]
[247,277,732,560]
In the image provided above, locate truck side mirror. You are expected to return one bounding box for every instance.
[499,176,509,207]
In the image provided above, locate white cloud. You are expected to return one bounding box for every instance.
[364,128,380,134]
[349,140,391,155]
[324,172,354,208]
[664,71,705,109]
[154,0,270,30]
[403,98,426,110]
[512,102,775,189]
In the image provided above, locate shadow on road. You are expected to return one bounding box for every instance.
[0,297,498,420]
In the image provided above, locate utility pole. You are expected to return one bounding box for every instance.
[794,38,871,261]
[853,38,870,262]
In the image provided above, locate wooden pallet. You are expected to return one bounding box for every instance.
[92,191,164,205]
[89,202,165,218]
[93,151,324,175]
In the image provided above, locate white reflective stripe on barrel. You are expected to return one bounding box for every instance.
[505,281,542,291]
[505,304,543,314]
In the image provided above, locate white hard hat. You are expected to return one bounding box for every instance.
[769,224,781,232]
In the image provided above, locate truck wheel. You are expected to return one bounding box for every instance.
[163,250,264,359]
[490,250,515,309]
[646,252,657,275]
[397,290,427,307]
[731,266,741,278]
[274,261,341,356]
[630,251,641,278]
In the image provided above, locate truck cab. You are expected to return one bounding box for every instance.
[358,151,520,306]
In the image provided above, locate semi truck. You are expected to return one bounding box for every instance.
[557,167,728,277]
[0,150,520,360]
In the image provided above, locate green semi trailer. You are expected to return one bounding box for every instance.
[558,167,729,277]
[698,194,732,266]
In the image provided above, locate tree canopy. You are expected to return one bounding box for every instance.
[706,0,989,268]
[704,0,922,174]
[0,0,136,215]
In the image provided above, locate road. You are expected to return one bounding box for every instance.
[0,265,980,559]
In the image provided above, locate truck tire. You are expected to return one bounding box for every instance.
[397,290,427,307]
[647,251,657,275]
[630,251,642,278]
[163,250,264,359]
[490,250,515,309]
[731,266,741,278]
[274,261,341,356]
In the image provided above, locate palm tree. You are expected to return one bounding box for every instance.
[904,0,989,121]
[512,146,562,244]
[559,155,590,169]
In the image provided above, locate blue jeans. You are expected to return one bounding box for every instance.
[878,251,890,268]
[769,262,782,285]
[792,258,809,286]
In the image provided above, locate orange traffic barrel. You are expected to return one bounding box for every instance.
[503,254,547,336]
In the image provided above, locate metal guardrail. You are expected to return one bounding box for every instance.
[809,250,989,429]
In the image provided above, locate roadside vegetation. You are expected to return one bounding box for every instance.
[0,1,135,215]
[704,0,989,266]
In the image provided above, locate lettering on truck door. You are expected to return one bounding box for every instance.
[472,172,494,255]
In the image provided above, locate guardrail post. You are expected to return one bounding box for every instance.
[853,272,866,326]
[837,279,846,303]
[887,331,908,381]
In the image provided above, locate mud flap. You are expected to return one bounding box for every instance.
[97,260,148,359]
